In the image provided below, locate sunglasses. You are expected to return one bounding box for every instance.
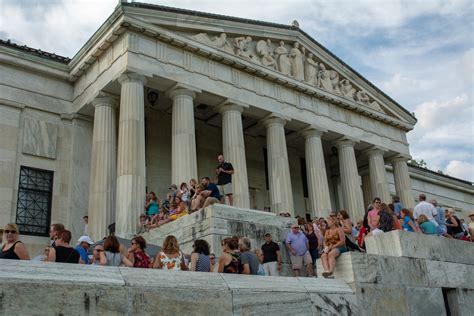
[95,249,104,252]
[209,257,215,260]
[131,242,138,245]
[4,230,17,234]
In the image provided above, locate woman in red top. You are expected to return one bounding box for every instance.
[127,236,151,268]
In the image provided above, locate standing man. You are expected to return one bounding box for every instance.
[414,194,438,226]
[261,233,281,276]
[285,224,314,277]
[83,216,89,236]
[238,237,260,275]
[429,199,447,236]
[49,223,65,247]
[216,154,234,206]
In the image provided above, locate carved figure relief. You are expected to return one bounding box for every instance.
[189,32,386,114]
[318,63,333,91]
[275,41,292,76]
[193,32,234,54]
[340,79,356,100]
[289,42,304,80]
[304,53,318,85]
[256,39,277,70]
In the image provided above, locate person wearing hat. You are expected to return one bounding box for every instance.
[261,232,281,276]
[75,236,94,264]
[468,213,474,241]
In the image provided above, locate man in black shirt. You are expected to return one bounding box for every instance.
[216,154,234,206]
[261,233,281,276]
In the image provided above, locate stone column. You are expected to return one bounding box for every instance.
[115,73,147,238]
[167,84,201,186]
[301,126,331,218]
[335,138,364,220]
[216,101,250,209]
[262,114,294,215]
[361,174,372,209]
[390,156,414,209]
[366,147,391,203]
[88,96,117,241]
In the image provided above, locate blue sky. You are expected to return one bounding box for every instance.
[1,0,473,181]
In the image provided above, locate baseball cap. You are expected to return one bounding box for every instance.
[78,236,94,245]
[169,184,178,190]
[264,232,271,237]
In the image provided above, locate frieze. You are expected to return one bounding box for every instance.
[190,32,387,115]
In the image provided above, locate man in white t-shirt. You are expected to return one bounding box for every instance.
[414,194,438,226]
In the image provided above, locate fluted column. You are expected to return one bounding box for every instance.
[366,147,391,203]
[116,73,147,238]
[88,96,117,241]
[361,174,372,209]
[262,114,294,215]
[217,101,250,208]
[390,156,414,209]
[167,84,201,186]
[301,126,331,218]
[335,138,364,220]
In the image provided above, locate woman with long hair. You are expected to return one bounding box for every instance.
[337,210,359,251]
[217,236,240,274]
[190,239,211,272]
[400,208,417,232]
[100,235,133,267]
[153,235,187,270]
[127,236,151,268]
[320,216,346,278]
[0,223,29,260]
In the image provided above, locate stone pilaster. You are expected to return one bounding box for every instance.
[116,73,147,238]
[167,84,201,186]
[216,101,250,208]
[335,138,365,221]
[88,96,117,241]
[262,114,294,215]
[365,147,391,203]
[300,126,331,218]
[390,156,414,209]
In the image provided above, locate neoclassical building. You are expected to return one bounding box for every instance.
[0,2,472,249]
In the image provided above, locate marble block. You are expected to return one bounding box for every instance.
[22,117,58,159]
[365,230,474,265]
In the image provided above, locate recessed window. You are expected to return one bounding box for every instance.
[15,166,54,236]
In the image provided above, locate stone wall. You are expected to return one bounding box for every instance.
[0,260,356,315]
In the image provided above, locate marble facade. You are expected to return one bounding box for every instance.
[0,2,473,249]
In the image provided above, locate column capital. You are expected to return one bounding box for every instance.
[363,146,388,158]
[299,124,327,139]
[91,93,119,109]
[388,154,412,164]
[118,72,147,85]
[166,83,202,99]
[334,136,359,149]
[215,99,249,114]
[261,113,291,127]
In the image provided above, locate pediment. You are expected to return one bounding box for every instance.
[118,4,416,127]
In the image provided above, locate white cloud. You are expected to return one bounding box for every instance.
[445,160,474,182]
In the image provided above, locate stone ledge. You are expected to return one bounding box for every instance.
[365,230,474,265]
[0,259,356,315]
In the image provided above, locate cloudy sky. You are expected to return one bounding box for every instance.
[1,0,473,181]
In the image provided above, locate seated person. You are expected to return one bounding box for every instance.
[148,206,171,229]
[191,184,205,211]
[169,196,188,221]
[418,214,438,235]
[200,177,222,208]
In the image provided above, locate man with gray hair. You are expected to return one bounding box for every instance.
[238,237,259,275]
[430,199,447,236]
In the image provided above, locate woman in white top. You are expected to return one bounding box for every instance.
[153,235,187,271]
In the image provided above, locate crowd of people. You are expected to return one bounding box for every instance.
[2,193,472,278]
[138,154,234,233]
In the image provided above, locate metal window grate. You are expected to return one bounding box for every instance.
[15,166,53,236]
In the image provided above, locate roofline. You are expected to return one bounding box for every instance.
[0,39,70,64]
[123,1,416,121]
[408,163,473,187]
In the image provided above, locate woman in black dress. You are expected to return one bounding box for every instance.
[0,223,30,260]
[47,230,81,264]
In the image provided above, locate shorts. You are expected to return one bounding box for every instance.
[218,183,233,196]
[336,246,348,255]
[290,251,312,270]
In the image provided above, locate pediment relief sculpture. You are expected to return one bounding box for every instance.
[190,32,388,115]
